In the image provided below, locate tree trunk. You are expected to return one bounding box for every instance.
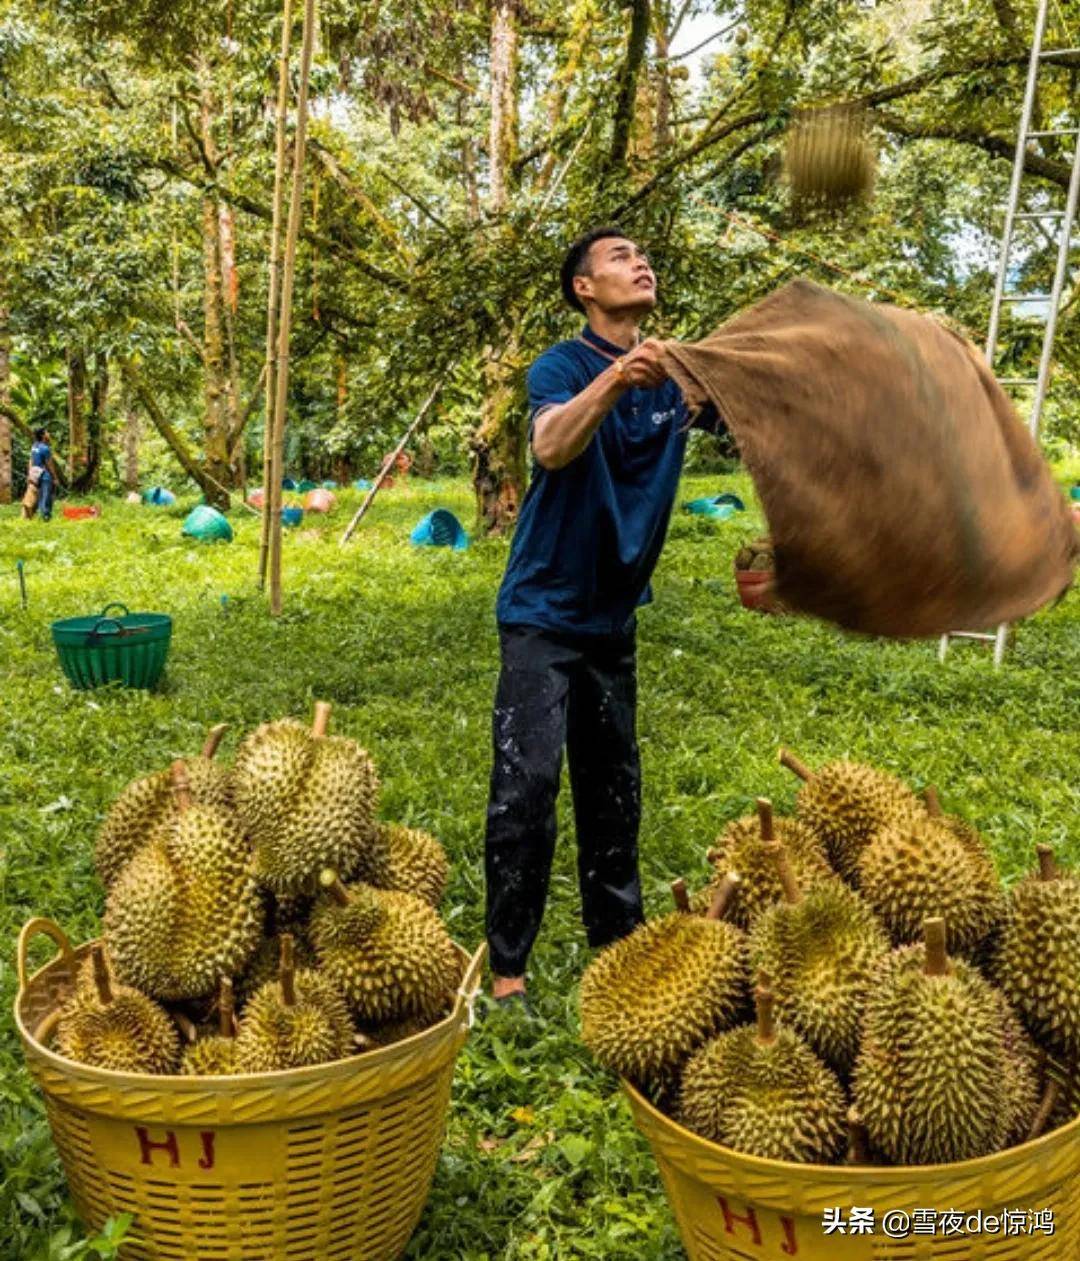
[72,350,107,493]
[67,348,89,487]
[488,0,519,213]
[0,306,10,504]
[608,0,651,175]
[199,75,232,509]
[472,334,526,536]
[123,400,140,492]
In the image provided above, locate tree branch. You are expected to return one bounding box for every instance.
[310,143,415,261]
[121,359,207,489]
[608,0,652,172]
[227,361,268,453]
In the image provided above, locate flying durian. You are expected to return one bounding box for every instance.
[104,762,263,1000]
[696,797,835,929]
[310,871,461,1025]
[353,822,449,907]
[854,919,1013,1164]
[779,748,923,881]
[748,816,889,1075]
[234,935,355,1072]
[677,979,847,1163]
[180,977,238,1076]
[94,724,232,888]
[856,787,1004,956]
[56,946,180,1075]
[231,701,380,894]
[992,844,1080,1063]
[580,876,747,1086]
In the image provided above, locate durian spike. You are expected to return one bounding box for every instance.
[671,878,691,913]
[754,983,776,1045]
[279,934,297,1008]
[173,1011,198,1043]
[312,700,332,738]
[756,797,775,842]
[846,1108,872,1165]
[91,945,113,1005]
[705,872,741,921]
[201,723,230,760]
[761,841,802,905]
[923,785,942,818]
[219,977,236,1038]
[778,748,813,782]
[923,917,949,976]
[319,867,352,907]
[1027,1079,1063,1142]
[1036,844,1059,882]
[170,759,193,811]
[354,1031,374,1053]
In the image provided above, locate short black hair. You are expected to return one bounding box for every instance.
[560,225,630,313]
[33,427,47,442]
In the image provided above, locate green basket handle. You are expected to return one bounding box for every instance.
[87,618,124,639]
[98,602,130,619]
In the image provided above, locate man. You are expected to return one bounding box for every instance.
[28,428,59,521]
[485,225,724,1012]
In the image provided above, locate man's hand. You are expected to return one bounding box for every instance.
[617,339,669,389]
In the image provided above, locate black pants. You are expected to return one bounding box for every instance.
[484,623,644,977]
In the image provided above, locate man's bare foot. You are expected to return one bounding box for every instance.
[492,974,527,1000]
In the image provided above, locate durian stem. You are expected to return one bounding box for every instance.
[846,1108,871,1165]
[924,786,942,818]
[219,977,236,1038]
[923,917,949,976]
[91,946,113,1005]
[706,847,721,864]
[1036,844,1059,883]
[754,985,776,1045]
[173,1011,198,1043]
[312,700,332,738]
[778,748,812,782]
[170,760,193,810]
[671,879,691,913]
[279,934,297,1007]
[762,842,802,905]
[319,867,352,906]
[756,797,775,842]
[201,723,230,760]
[704,872,741,922]
[1027,1079,1063,1142]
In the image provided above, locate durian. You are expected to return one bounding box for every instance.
[104,762,263,1000]
[353,822,449,907]
[94,724,232,887]
[854,919,1013,1164]
[992,844,1080,1062]
[996,991,1041,1148]
[580,875,747,1086]
[856,788,1004,955]
[234,935,355,1072]
[56,946,180,1075]
[697,798,835,929]
[180,977,238,1076]
[310,871,462,1024]
[779,748,923,881]
[677,979,847,1163]
[231,701,380,894]
[749,830,889,1074]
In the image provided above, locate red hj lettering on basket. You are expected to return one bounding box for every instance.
[134,1127,217,1170]
[717,1197,799,1254]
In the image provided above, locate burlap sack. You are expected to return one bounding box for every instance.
[662,279,1077,638]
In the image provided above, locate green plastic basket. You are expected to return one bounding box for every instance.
[50,603,172,691]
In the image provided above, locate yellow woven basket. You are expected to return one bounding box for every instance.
[15,917,485,1261]
[623,1068,1080,1261]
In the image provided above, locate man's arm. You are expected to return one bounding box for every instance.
[532,339,670,471]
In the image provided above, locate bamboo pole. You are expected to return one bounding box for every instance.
[338,370,451,547]
[258,0,295,590]
[268,0,317,616]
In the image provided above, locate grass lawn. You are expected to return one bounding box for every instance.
[1,472,1078,1259]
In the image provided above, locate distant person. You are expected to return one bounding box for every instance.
[483,225,726,1015]
[26,428,59,521]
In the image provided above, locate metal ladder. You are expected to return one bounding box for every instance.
[939,0,1080,666]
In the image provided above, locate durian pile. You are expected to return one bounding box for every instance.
[581,753,1080,1167]
[53,704,462,1078]
[733,536,775,573]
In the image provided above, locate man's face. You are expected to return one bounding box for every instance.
[574,237,657,317]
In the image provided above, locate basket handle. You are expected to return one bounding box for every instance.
[16,917,76,995]
[455,942,488,1029]
[87,618,124,639]
[99,602,130,619]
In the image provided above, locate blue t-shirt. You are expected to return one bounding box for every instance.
[31,442,52,470]
[496,325,718,636]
